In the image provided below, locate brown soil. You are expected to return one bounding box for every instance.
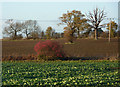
[2,38,119,60]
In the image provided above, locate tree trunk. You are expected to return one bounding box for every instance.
[14,30,17,39]
[109,21,111,42]
[26,30,28,39]
[95,29,98,40]
[67,27,75,43]
[26,34,29,39]
[77,28,80,38]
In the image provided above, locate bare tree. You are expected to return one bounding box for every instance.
[87,8,106,40]
[22,20,33,39]
[3,19,22,40]
[30,20,41,39]
[22,20,41,39]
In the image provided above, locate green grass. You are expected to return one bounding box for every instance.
[2,60,119,86]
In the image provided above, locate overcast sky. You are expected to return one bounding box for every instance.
[0,1,119,38]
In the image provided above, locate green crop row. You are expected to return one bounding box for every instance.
[2,61,119,86]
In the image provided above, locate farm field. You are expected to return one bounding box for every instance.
[1,1,120,86]
[2,38,119,86]
[2,60,119,86]
[2,38,119,60]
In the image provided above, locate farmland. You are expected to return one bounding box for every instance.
[1,2,120,86]
[2,38,119,86]
[2,38,119,60]
[2,61,119,86]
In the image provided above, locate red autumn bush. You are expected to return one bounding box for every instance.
[34,40,65,60]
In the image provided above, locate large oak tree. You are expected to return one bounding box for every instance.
[3,19,22,39]
[87,8,106,40]
[59,10,88,43]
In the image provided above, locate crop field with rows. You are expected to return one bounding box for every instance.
[2,38,119,60]
[2,61,119,86]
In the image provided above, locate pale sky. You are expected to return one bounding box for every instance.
[0,0,119,38]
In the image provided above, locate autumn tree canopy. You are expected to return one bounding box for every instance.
[59,10,88,43]
[46,26,53,39]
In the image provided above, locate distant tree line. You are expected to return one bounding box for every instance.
[2,19,63,40]
[2,8,119,42]
[59,8,119,43]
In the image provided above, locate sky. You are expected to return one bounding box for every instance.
[0,0,119,38]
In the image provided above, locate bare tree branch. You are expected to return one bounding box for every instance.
[87,8,106,40]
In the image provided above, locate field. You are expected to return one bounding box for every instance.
[2,38,119,60]
[2,61,119,86]
[2,38,119,86]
